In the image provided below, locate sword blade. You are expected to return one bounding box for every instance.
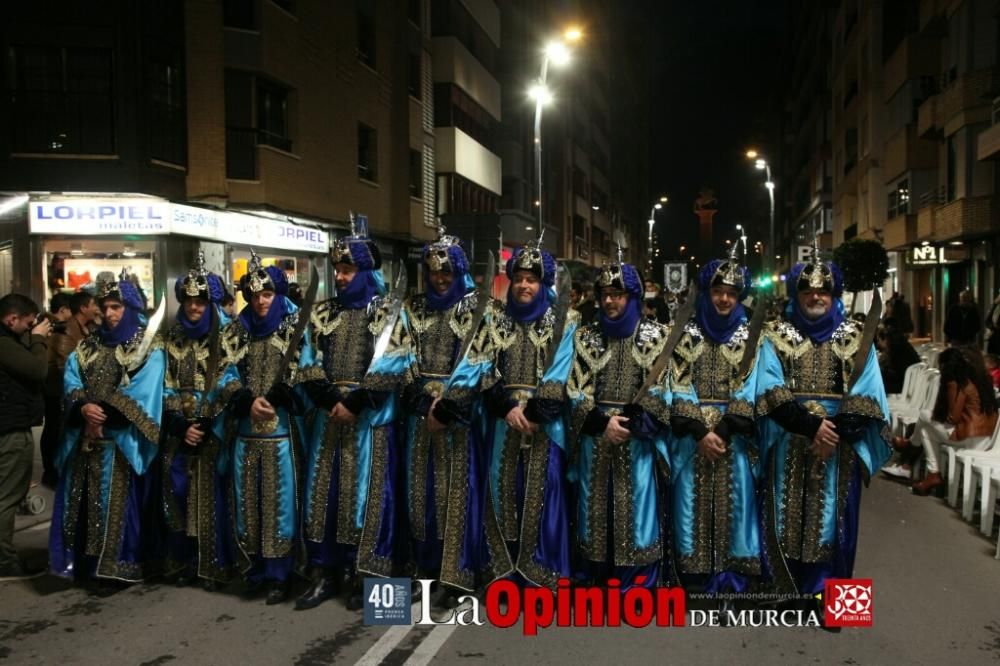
[848,289,882,390]
[630,280,699,404]
[453,250,495,366]
[367,260,408,372]
[127,295,167,372]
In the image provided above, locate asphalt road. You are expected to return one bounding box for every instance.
[4,472,1000,664]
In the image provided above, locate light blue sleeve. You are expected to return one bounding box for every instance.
[842,347,892,476]
[111,347,166,474]
[541,318,577,449]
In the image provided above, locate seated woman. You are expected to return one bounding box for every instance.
[897,347,998,495]
[877,326,921,395]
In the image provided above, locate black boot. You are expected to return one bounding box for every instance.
[295,571,338,611]
[265,580,290,605]
[344,575,364,611]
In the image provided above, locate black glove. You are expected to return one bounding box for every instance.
[769,401,823,439]
[266,382,304,415]
[402,383,431,415]
[432,397,467,426]
[341,389,379,415]
[98,401,128,429]
[524,397,561,425]
[484,382,516,418]
[581,407,611,437]
[304,380,341,410]
[623,403,666,440]
[164,410,189,439]
[714,413,754,445]
[670,415,709,442]
[228,389,255,418]
[832,412,871,445]
[65,400,86,427]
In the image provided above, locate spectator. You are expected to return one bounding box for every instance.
[943,289,982,347]
[902,348,999,495]
[40,293,73,488]
[572,281,597,324]
[220,291,236,319]
[643,279,670,323]
[891,294,913,337]
[985,353,1000,390]
[877,327,921,394]
[985,293,1000,355]
[287,282,304,308]
[0,293,50,579]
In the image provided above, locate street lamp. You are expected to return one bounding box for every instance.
[531,28,582,234]
[747,149,776,273]
[647,196,668,272]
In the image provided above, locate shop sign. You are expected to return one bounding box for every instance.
[29,200,170,235]
[904,244,968,267]
[30,199,329,253]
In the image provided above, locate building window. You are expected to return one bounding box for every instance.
[8,45,114,155]
[256,81,291,151]
[358,123,378,181]
[408,52,422,99]
[887,179,910,219]
[357,0,376,68]
[409,149,423,198]
[223,0,256,29]
[147,62,186,165]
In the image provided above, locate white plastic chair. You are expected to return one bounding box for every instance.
[892,369,940,436]
[972,461,1000,535]
[946,419,1000,510]
[887,362,926,412]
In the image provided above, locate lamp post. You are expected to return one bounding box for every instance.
[529,28,582,234]
[746,150,776,273]
[647,195,668,273]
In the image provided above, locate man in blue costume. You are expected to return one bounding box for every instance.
[439,240,576,589]
[50,269,165,594]
[365,228,508,604]
[567,257,672,589]
[161,253,240,589]
[222,250,324,605]
[668,249,763,596]
[755,247,890,625]
[296,227,399,611]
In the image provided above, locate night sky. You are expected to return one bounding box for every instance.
[644,1,787,264]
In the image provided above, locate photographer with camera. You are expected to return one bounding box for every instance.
[0,293,50,580]
[40,293,72,488]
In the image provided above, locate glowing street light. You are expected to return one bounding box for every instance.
[747,150,776,274]
[531,26,582,233]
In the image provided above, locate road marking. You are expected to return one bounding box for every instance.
[353,602,421,666]
[403,624,457,666]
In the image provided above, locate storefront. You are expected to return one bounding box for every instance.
[0,194,331,313]
[903,242,974,341]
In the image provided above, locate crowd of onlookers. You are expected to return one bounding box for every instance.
[879,289,1000,496]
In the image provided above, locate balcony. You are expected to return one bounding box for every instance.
[883,214,917,249]
[431,36,501,121]
[977,121,1000,161]
[434,127,501,195]
[932,195,997,241]
[883,33,940,100]
[883,126,938,182]
[937,67,998,135]
[917,95,939,138]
